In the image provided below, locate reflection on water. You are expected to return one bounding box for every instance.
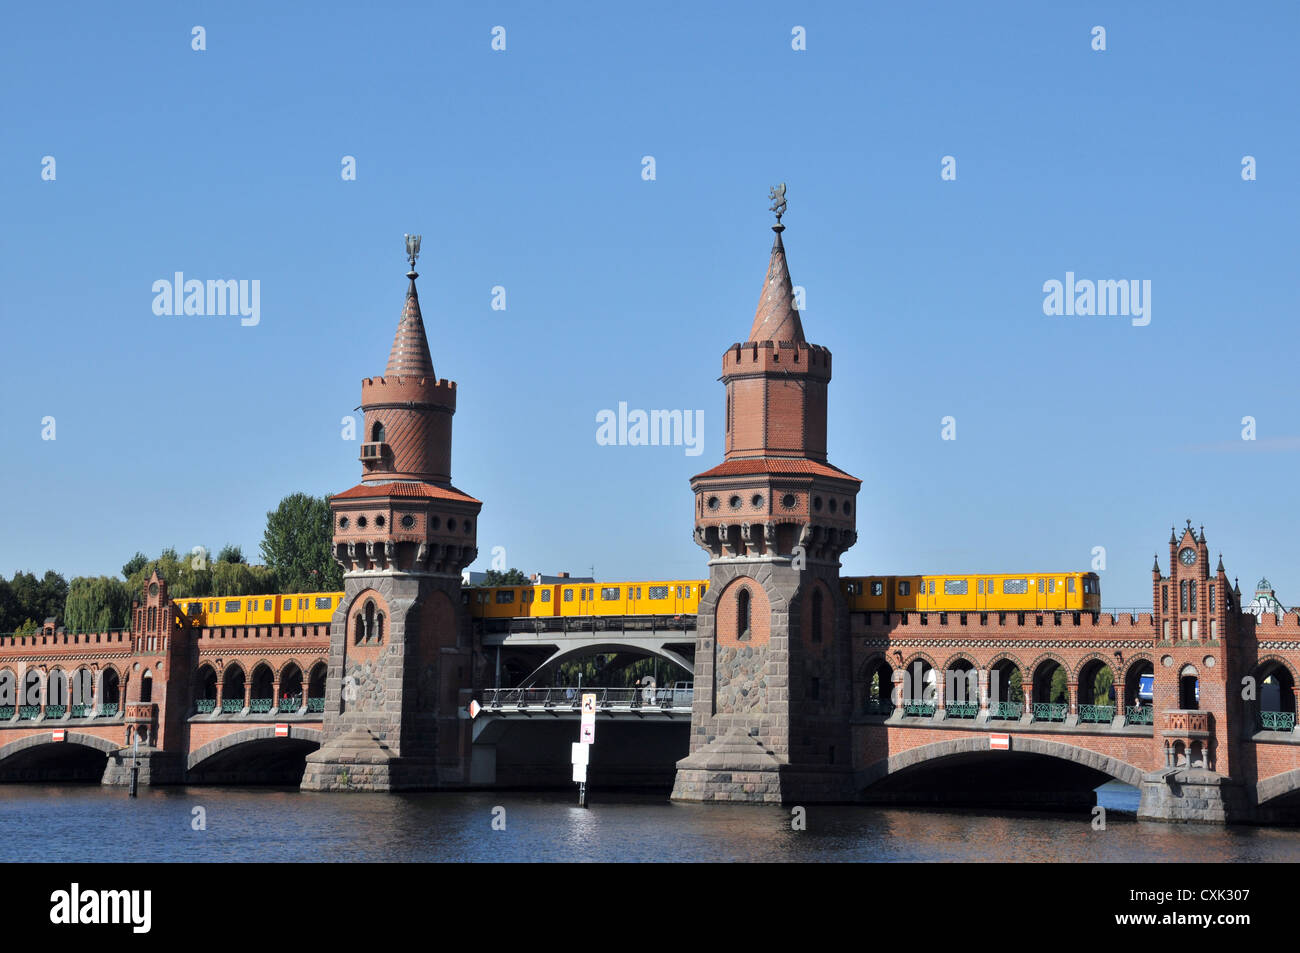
[1,784,1298,862]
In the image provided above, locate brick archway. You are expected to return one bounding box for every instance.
[0,731,121,765]
[186,726,323,772]
[855,736,1144,791]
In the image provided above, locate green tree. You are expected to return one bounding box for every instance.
[479,568,529,586]
[1008,669,1024,704]
[13,618,38,636]
[122,552,149,578]
[217,544,246,564]
[64,576,133,632]
[1050,666,1069,703]
[1093,666,1115,706]
[260,493,342,593]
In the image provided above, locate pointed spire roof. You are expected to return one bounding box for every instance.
[385,269,435,378]
[748,225,806,344]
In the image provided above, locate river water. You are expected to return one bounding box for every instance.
[2,782,1299,862]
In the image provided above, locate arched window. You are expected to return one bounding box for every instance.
[354,612,365,645]
[1180,580,1189,611]
[364,601,376,644]
[372,421,386,443]
[140,670,153,704]
[811,589,823,643]
[737,587,751,641]
[375,612,385,644]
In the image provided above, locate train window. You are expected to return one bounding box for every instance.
[871,581,884,597]
[247,600,255,610]
[315,597,332,610]
[685,586,692,596]
[264,599,273,611]
[649,587,668,600]
[225,601,241,613]
[1038,580,1044,593]
[601,587,621,600]
[299,599,306,610]
[898,581,910,596]
[1002,579,1028,595]
[284,599,292,610]
[1047,580,1055,594]
[564,589,573,602]
[188,603,200,614]
[1067,578,1075,593]
[542,591,551,602]
[944,579,968,596]
[495,590,515,604]
[977,580,984,595]
[929,581,935,595]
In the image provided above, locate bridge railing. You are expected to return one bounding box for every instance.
[481,686,694,711]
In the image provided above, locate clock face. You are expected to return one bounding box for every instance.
[1179,547,1196,566]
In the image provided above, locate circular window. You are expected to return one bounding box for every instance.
[149,583,159,597]
[339,516,350,529]
[781,493,797,510]
[375,515,385,527]
[813,496,823,512]
[707,496,720,511]
[448,518,457,531]
[751,494,764,508]
[401,514,415,529]
[729,495,742,510]
[843,502,852,516]
[357,516,368,528]
[828,499,838,514]
[431,516,441,531]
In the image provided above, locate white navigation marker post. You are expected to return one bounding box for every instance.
[576,692,596,807]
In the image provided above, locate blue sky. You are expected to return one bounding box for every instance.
[2,1,1296,607]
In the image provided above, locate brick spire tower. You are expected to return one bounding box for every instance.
[303,235,481,792]
[673,191,861,804]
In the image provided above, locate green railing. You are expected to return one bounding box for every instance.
[195,699,217,714]
[1259,710,1297,731]
[221,698,244,713]
[71,704,89,718]
[1079,704,1116,723]
[1032,702,1068,722]
[278,696,302,713]
[18,705,41,720]
[45,705,67,718]
[903,701,936,717]
[99,703,119,716]
[1125,705,1153,725]
[989,701,1022,720]
[248,698,274,714]
[946,702,979,719]
[307,697,325,713]
[864,699,893,717]
[0,706,13,719]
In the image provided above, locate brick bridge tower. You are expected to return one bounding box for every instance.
[1139,521,1247,820]
[672,198,861,803]
[302,235,481,792]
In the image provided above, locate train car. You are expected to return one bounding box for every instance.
[280,592,343,625]
[840,572,1101,613]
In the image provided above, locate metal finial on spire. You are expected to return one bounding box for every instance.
[404,233,422,274]
[768,183,787,225]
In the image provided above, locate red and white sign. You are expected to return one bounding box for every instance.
[580,693,596,717]
[52,729,66,742]
[274,723,290,738]
[989,733,1010,751]
[468,699,481,719]
[580,721,596,744]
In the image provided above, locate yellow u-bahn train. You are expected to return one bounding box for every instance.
[174,570,1099,627]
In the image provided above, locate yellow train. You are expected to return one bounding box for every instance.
[174,571,1098,627]
[464,580,708,618]
[841,573,1100,613]
[178,592,344,627]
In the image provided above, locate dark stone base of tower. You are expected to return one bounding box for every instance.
[1137,769,1249,824]
[101,749,183,786]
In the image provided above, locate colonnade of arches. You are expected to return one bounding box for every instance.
[192,660,327,714]
[857,652,1157,724]
[0,665,124,720]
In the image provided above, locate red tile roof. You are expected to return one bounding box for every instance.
[332,482,481,504]
[693,458,860,482]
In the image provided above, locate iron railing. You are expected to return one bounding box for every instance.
[1032,702,1068,722]
[1079,704,1116,723]
[481,686,694,711]
[990,701,1022,720]
[946,702,979,719]
[248,698,274,714]
[278,696,302,713]
[478,614,697,636]
[195,699,217,714]
[220,698,244,713]
[0,706,13,720]
[902,701,936,717]
[1259,710,1296,731]
[98,704,119,717]
[307,697,325,713]
[1125,705,1153,725]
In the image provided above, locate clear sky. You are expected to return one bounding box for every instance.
[2,1,1297,607]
